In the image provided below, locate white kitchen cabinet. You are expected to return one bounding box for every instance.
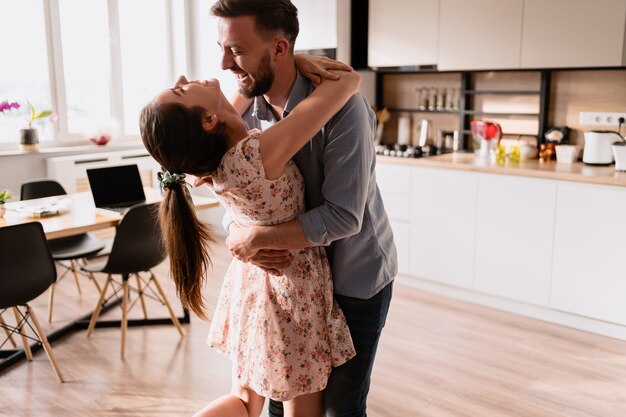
[474,174,556,306]
[437,0,524,70]
[551,183,626,325]
[410,167,478,288]
[376,162,412,275]
[368,0,438,67]
[521,0,626,68]
[292,0,338,51]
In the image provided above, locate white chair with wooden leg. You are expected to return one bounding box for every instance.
[0,222,64,382]
[81,203,183,358]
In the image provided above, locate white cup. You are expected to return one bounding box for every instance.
[555,145,579,164]
[397,116,411,146]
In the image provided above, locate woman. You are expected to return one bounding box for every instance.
[140,60,360,417]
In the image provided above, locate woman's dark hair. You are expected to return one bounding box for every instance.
[140,102,228,319]
[210,0,299,50]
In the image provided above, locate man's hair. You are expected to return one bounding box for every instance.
[211,0,299,49]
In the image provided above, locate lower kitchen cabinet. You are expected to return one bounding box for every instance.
[376,162,412,276]
[474,174,556,306]
[410,167,477,288]
[551,183,626,325]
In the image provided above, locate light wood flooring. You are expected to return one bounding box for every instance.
[1,236,626,417]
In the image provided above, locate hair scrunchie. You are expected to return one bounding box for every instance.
[158,170,194,206]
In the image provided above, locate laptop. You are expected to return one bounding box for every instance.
[87,164,146,214]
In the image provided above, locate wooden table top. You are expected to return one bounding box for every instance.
[0,188,219,239]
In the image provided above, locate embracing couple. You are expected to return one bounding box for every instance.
[139,1,397,416]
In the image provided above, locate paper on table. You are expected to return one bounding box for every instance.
[5,197,72,218]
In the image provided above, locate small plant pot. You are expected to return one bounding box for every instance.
[20,128,39,152]
[0,204,5,219]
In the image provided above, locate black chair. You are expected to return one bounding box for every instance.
[20,179,106,322]
[81,203,183,358]
[0,222,64,382]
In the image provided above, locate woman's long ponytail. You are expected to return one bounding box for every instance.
[140,101,228,320]
[159,184,214,319]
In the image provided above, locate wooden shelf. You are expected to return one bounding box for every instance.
[464,90,541,95]
[388,107,460,114]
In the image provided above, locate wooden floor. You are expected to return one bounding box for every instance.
[2,236,626,417]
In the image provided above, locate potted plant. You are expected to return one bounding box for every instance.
[1,100,56,152]
[0,189,13,219]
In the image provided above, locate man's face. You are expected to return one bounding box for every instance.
[217,16,275,98]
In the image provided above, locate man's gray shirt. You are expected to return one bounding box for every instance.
[240,71,397,299]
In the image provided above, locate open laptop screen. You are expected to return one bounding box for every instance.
[87,164,146,209]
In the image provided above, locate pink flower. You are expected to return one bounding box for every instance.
[0,100,20,113]
[49,113,58,124]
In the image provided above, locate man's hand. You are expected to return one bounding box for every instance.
[250,249,294,276]
[227,224,294,275]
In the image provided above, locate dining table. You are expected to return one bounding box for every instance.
[0,188,219,372]
[0,187,219,238]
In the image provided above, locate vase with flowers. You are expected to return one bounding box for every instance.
[0,189,13,219]
[0,100,57,151]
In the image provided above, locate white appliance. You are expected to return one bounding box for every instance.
[583,130,623,165]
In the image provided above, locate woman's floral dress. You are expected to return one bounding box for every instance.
[207,130,355,401]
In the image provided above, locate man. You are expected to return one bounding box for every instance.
[210,1,397,416]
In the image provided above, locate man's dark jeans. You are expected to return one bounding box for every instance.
[268,282,393,417]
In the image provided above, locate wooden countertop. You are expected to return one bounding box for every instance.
[377,153,626,187]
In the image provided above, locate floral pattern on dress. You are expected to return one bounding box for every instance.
[207,130,355,401]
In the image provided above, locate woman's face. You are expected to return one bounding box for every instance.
[153,76,226,116]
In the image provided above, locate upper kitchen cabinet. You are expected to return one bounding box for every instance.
[368,0,439,68]
[437,0,524,70]
[520,0,626,68]
[292,0,337,51]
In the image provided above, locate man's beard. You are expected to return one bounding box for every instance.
[239,52,274,98]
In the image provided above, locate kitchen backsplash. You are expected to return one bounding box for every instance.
[550,70,626,146]
[379,68,626,150]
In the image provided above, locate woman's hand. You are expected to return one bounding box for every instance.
[295,54,353,87]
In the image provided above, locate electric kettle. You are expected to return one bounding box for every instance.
[583,130,623,165]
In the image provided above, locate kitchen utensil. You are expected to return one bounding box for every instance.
[471,120,502,156]
[509,145,521,163]
[612,141,626,170]
[374,108,390,145]
[555,144,579,164]
[418,87,429,110]
[583,130,623,165]
[397,115,411,146]
[539,143,555,162]
[415,119,432,148]
[428,87,437,111]
[544,127,570,144]
[519,138,538,160]
[471,120,502,141]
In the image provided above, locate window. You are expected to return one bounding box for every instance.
[0,0,189,147]
[0,0,52,144]
[58,0,112,136]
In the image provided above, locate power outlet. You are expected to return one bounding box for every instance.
[579,112,626,127]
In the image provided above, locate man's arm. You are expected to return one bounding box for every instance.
[228,93,375,262]
[227,218,308,262]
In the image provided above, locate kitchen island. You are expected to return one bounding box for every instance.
[377,153,626,341]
